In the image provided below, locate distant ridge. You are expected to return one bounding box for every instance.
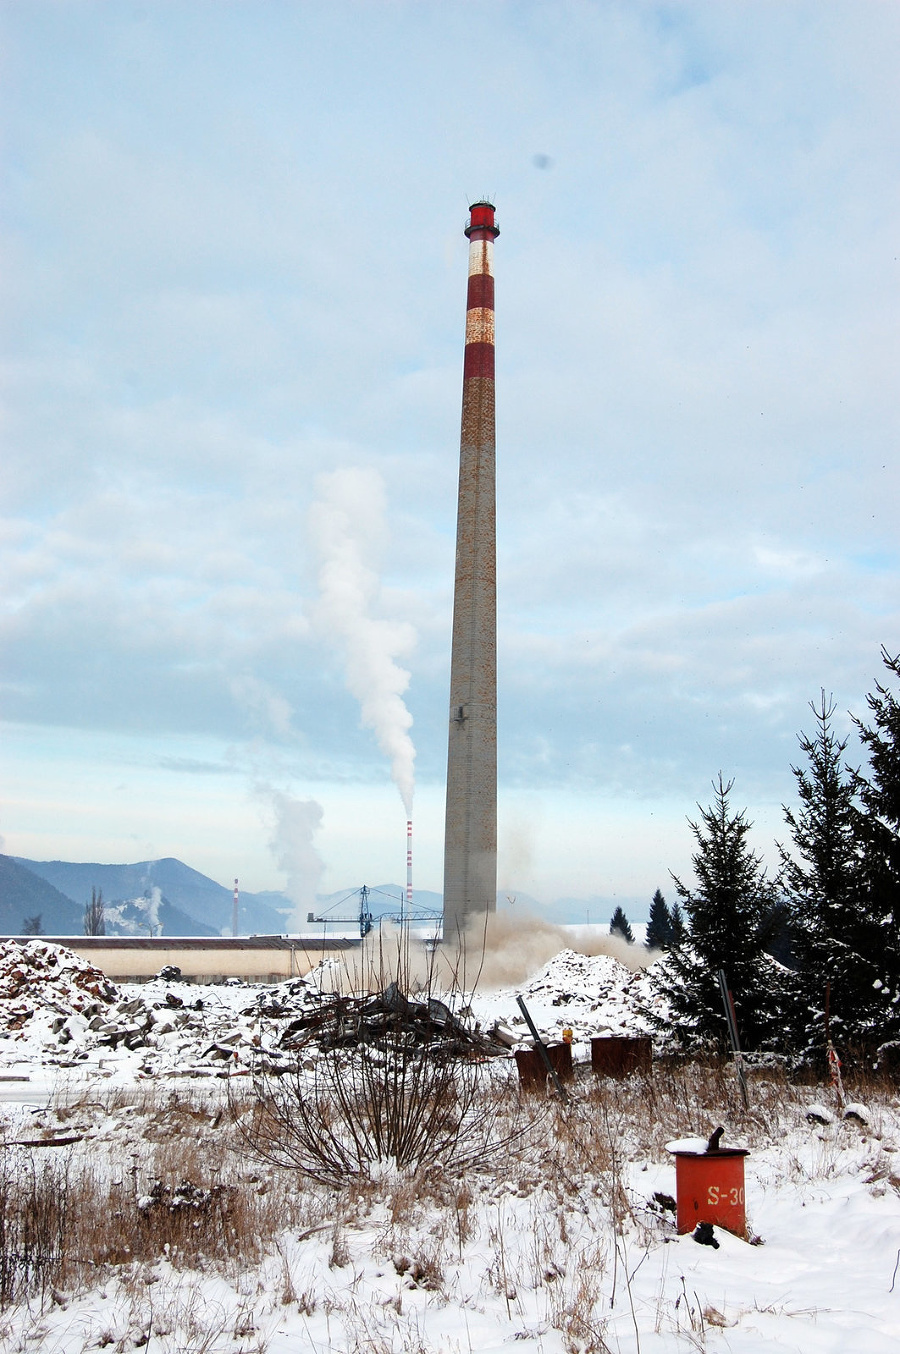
[0,856,83,934]
[3,856,647,936]
[12,857,286,937]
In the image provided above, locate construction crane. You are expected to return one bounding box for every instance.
[307,885,386,939]
[307,885,441,938]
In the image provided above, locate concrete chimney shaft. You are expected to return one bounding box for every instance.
[442,201,499,940]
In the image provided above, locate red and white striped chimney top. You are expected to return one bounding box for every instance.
[465,200,500,239]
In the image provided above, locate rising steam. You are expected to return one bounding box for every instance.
[309,468,416,816]
[145,885,162,937]
[265,789,325,928]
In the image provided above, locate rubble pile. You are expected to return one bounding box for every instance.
[0,940,660,1083]
[137,1178,236,1216]
[0,949,327,1074]
[0,942,230,1070]
[483,948,665,1045]
[84,981,264,1073]
[240,974,322,1021]
[0,939,119,1035]
[277,980,509,1060]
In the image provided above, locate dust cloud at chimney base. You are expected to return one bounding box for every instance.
[311,911,659,996]
[448,911,659,989]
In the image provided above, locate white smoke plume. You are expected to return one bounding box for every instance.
[145,885,162,937]
[266,789,325,928]
[102,886,164,937]
[309,468,416,816]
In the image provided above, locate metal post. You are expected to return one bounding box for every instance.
[717,969,749,1109]
[516,995,568,1102]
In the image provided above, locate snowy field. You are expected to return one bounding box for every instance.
[0,940,898,1353]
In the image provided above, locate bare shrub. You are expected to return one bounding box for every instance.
[241,1006,535,1186]
[246,1051,497,1184]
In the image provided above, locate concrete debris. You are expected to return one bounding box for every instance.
[0,939,118,1034]
[137,1179,235,1215]
[275,982,508,1060]
[0,941,256,1071]
[0,941,658,1084]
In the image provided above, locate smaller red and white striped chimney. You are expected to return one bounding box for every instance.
[232,878,239,937]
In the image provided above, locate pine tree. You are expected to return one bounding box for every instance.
[761,898,794,969]
[649,775,786,1051]
[21,914,44,935]
[779,692,886,1056]
[646,888,673,949]
[669,900,686,945]
[851,649,900,1026]
[609,906,634,944]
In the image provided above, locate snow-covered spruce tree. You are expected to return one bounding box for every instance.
[851,649,900,1030]
[779,692,887,1058]
[646,888,673,949]
[649,775,787,1051]
[609,905,634,943]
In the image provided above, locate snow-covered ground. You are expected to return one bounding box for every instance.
[1,940,898,1352]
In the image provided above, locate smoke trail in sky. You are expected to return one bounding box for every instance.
[309,468,416,816]
[266,788,325,927]
[230,674,295,740]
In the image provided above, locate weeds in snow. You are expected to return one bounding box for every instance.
[0,1052,897,1351]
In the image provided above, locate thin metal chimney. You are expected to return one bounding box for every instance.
[442,200,499,940]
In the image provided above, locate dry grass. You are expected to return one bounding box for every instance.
[0,1085,325,1311]
[0,1053,896,1353]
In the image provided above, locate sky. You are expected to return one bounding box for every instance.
[1,1,898,919]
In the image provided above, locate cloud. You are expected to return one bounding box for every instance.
[157,756,239,776]
[1,1,899,899]
[230,676,295,742]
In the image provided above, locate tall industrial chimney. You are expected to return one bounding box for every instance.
[442,200,499,940]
